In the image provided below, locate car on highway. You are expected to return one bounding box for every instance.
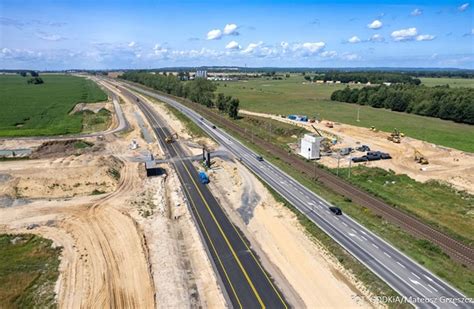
[329,206,343,215]
[212,125,216,129]
[256,155,264,161]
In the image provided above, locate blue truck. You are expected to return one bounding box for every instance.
[198,171,209,184]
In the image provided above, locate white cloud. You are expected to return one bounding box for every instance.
[341,53,361,61]
[368,19,383,29]
[320,50,337,58]
[411,8,423,16]
[369,34,385,42]
[207,29,222,40]
[241,41,263,54]
[391,27,418,41]
[35,32,65,41]
[292,42,326,56]
[225,40,240,49]
[223,23,239,35]
[281,41,289,49]
[458,3,470,11]
[151,44,169,58]
[128,41,136,47]
[416,34,436,41]
[348,36,361,43]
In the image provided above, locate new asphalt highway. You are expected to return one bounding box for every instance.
[120,81,472,309]
[114,83,288,308]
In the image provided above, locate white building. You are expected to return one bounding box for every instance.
[299,134,324,160]
[196,70,208,79]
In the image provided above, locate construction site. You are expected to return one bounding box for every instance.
[241,110,474,195]
[0,78,378,308]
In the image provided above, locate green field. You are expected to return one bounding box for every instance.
[0,234,61,307]
[0,74,108,137]
[216,77,474,152]
[421,77,474,88]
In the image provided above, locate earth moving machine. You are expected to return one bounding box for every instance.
[325,122,334,128]
[165,132,178,144]
[311,125,333,152]
[387,129,401,144]
[414,149,429,165]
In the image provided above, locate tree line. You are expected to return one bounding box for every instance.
[322,72,421,85]
[330,85,474,124]
[120,71,239,119]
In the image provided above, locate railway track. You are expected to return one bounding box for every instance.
[139,87,474,269]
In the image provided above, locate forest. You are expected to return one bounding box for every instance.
[330,84,474,124]
[322,72,421,85]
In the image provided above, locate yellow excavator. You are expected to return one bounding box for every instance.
[387,128,401,144]
[414,149,429,165]
[165,132,178,144]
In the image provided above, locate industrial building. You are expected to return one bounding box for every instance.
[300,133,324,160]
[195,70,208,79]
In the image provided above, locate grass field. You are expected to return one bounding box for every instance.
[0,74,108,137]
[421,77,474,88]
[216,77,474,152]
[0,234,61,308]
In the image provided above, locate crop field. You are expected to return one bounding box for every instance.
[0,234,61,307]
[421,77,474,88]
[0,74,108,137]
[216,76,474,152]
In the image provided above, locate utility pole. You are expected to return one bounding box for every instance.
[357,107,360,122]
[348,155,352,179]
[337,153,340,176]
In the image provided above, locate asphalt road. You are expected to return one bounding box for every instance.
[116,84,288,309]
[122,81,472,309]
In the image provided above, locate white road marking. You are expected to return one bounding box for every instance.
[384,252,391,258]
[428,284,438,292]
[372,243,379,249]
[342,222,348,227]
[411,272,421,280]
[348,233,356,237]
[360,236,367,241]
[397,261,406,269]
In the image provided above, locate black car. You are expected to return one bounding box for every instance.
[329,207,342,215]
[212,125,216,129]
[256,155,264,161]
[352,156,368,163]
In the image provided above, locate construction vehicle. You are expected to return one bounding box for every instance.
[165,132,178,144]
[387,129,401,144]
[414,149,429,165]
[325,122,334,128]
[311,125,333,152]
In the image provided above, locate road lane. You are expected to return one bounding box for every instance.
[116,84,288,309]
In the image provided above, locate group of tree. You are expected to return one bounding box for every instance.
[216,93,240,119]
[18,70,39,77]
[330,84,474,124]
[120,71,239,119]
[323,72,421,85]
[27,77,44,84]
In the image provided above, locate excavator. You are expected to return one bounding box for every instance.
[414,149,429,165]
[165,132,178,144]
[311,125,333,152]
[387,128,401,144]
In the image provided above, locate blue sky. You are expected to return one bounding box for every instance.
[1,0,473,69]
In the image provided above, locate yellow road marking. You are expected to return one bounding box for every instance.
[138,101,244,307]
[144,101,264,307]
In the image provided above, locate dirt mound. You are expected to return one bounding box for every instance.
[31,140,103,159]
[0,155,124,199]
